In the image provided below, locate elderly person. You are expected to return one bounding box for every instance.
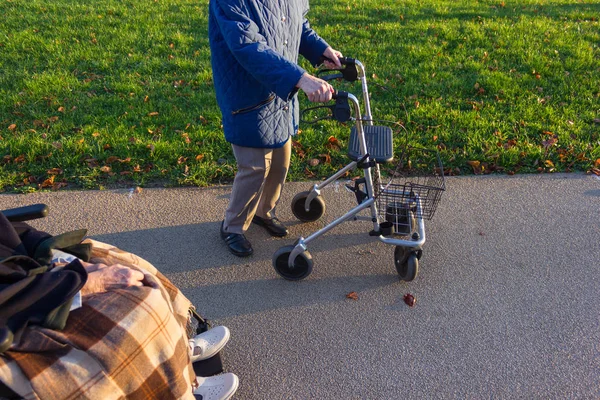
[0,212,237,400]
[209,0,343,256]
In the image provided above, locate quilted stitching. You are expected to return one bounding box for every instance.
[209,0,328,148]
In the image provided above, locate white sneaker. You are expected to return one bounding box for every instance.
[193,373,239,400]
[189,326,230,362]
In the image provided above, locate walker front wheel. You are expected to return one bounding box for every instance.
[291,191,326,222]
[394,246,419,282]
[273,245,313,281]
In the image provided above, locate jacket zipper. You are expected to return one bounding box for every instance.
[231,94,276,115]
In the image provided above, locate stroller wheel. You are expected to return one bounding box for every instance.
[394,246,419,282]
[273,245,313,281]
[291,191,326,222]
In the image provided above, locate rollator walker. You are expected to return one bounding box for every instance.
[272,58,446,282]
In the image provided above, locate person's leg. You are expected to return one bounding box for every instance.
[223,144,272,234]
[256,138,291,219]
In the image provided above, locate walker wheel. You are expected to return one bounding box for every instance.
[273,245,313,281]
[291,191,326,222]
[394,246,419,282]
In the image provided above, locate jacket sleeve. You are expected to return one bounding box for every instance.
[211,0,306,100]
[299,18,330,67]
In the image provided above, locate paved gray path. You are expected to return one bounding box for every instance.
[1,174,599,399]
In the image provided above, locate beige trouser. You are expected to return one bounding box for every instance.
[223,139,292,234]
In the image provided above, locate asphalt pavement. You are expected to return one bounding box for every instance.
[1,173,599,399]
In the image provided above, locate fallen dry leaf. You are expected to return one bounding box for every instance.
[40,175,55,188]
[308,158,320,167]
[46,168,63,175]
[99,165,111,173]
[346,292,359,300]
[403,293,416,307]
[148,111,159,117]
[8,124,16,131]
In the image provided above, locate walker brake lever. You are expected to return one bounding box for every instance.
[317,56,358,82]
[300,90,352,124]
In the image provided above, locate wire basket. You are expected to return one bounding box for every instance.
[377,146,445,235]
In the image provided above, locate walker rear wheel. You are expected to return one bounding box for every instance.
[273,245,313,281]
[394,246,419,282]
[291,191,326,222]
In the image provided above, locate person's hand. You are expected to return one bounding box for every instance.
[296,73,334,103]
[322,47,343,69]
[81,263,146,295]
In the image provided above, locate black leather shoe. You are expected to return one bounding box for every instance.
[252,215,288,237]
[220,221,253,257]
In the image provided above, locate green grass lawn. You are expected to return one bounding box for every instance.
[1,0,599,192]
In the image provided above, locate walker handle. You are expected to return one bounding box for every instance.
[317,57,358,82]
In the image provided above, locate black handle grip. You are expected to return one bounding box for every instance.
[320,56,355,66]
[2,204,49,222]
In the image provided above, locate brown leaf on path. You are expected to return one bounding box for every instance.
[346,292,359,300]
[403,293,416,307]
[134,187,143,194]
[591,168,600,176]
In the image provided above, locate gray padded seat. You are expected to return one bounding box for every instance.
[348,125,394,163]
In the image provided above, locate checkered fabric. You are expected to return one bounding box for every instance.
[0,240,196,400]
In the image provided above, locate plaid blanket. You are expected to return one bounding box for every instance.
[0,239,196,400]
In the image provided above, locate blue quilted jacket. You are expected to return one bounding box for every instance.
[208,0,329,148]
